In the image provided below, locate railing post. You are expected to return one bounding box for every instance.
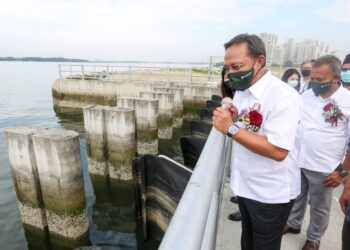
[167,67,170,85]
[58,64,62,80]
[81,65,85,80]
[208,56,212,82]
[188,68,192,84]
[128,66,132,82]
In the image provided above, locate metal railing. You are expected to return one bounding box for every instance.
[58,64,221,84]
[159,127,232,250]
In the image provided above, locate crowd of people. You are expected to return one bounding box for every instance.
[213,33,350,250]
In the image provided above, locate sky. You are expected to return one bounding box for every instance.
[0,0,349,62]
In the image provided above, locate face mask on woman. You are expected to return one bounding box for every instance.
[341,70,350,83]
[287,80,298,88]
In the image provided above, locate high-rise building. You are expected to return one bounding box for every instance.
[259,33,330,66]
[260,33,279,66]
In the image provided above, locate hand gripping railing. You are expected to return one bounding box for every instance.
[159,125,232,250]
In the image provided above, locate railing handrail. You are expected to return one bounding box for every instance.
[159,127,232,250]
[57,64,222,83]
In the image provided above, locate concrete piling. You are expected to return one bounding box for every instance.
[104,107,136,180]
[5,126,47,230]
[83,105,136,180]
[134,99,159,155]
[169,88,184,128]
[155,92,174,139]
[140,91,174,139]
[116,97,136,109]
[5,126,89,240]
[83,105,108,176]
[139,91,156,100]
[32,128,89,239]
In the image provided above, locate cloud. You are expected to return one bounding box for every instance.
[0,0,346,61]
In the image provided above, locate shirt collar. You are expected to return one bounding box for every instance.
[248,69,272,99]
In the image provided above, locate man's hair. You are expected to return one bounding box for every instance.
[224,34,266,66]
[312,55,341,76]
[300,60,312,68]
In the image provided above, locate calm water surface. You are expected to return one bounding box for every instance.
[0,61,197,250]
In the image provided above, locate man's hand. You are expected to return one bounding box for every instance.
[221,98,238,120]
[324,170,344,188]
[339,188,350,214]
[221,97,233,104]
[213,108,234,134]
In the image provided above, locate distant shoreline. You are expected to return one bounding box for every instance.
[0,57,89,62]
[0,56,207,64]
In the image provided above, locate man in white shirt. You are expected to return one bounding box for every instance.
[299,60,313,94]
[213,34,302,250]
[284,55,350,250]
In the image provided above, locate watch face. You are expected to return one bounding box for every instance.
[229,125,238,135]
[341,171,349,177]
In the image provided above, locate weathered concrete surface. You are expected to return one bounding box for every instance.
[139,91,174,139]
[140,91,156,100]
[169,88,184,128]
[53,79,156,111]
[104,107,136,180]
[4,126,47,230]
[155,92,174,139]
[134,99,159,155]
[116,97,135,109]
[53,76,219,114]
[32,128,89,240]
[83,105,108,176]
[216,182,344,250]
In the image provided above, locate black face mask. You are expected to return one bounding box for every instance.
[301,69,311,77]
[310,81,333,96]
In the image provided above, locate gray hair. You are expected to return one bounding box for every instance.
[224,34,266,66]
[300,60,313,68]
[312,55,341,76]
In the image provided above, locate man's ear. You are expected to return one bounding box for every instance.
[257,55,265,68]
[334,74,341,83]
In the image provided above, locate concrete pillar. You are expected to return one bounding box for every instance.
[134,99,159,155]
[155,92,174,139]
[169,88,184,128]
[83,105,108,176]
[139,91,156,100]
[5,126,47,231]
[154,87,170,93]
[32,129,89,240]
[104,107,136,180]
[140,91,174,139]
[116,97,135,109]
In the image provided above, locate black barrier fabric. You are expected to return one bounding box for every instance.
[133,155,192,249]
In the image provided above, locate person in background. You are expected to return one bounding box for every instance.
[299,60,313,94]
[284,55,350,250]
[341,54,350,90]
[281,68,301,92]
[221,67,234,98]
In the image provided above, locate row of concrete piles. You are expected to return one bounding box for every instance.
[5,126,89,242]
[83,87,185,181]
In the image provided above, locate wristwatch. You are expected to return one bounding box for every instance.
[336,164,349,177]
[226,124,240,138]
